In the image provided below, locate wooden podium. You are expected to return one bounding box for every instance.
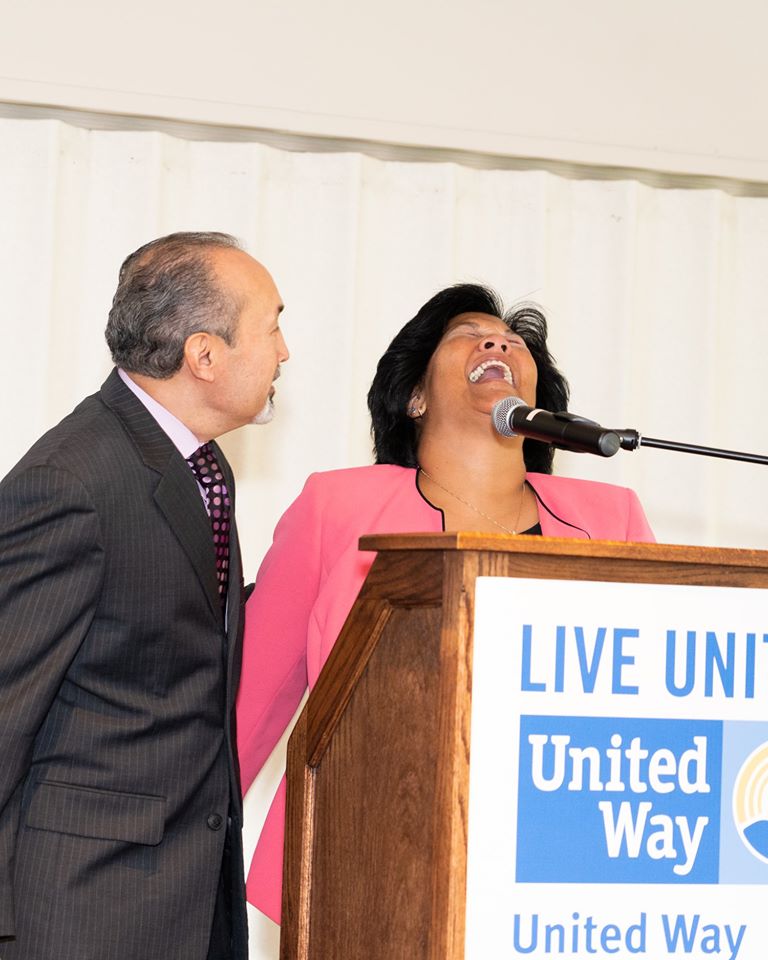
[279,534,768,960]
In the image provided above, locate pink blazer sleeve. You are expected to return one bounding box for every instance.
[236,478,322,794]
[625,487,656,543]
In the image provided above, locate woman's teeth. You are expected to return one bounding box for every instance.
[468,359,514,385]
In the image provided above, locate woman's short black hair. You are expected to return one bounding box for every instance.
[367,283,569,474]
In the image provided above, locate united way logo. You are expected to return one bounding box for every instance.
[515,715,722,883]
[515,716,768,885]
[733,740,768,863]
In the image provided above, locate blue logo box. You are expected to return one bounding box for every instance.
[515,715,722,883]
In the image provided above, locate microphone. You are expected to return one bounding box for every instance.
[492,396,622,457]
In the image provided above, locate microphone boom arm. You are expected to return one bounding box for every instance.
[614,429,768,466]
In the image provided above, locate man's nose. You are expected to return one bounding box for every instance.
[482,338,508,353]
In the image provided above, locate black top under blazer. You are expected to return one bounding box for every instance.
[0,370,248,960]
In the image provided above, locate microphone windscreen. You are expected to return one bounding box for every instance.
[492,396,527,437]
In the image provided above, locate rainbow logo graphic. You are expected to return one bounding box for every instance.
[733,740,768,863]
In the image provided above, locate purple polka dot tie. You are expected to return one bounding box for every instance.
[186,443,231,610]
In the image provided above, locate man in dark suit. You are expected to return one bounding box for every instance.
[0,232,289,960]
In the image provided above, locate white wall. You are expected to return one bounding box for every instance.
[2,0,768,180]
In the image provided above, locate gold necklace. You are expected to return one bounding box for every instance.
[418,467,528,535]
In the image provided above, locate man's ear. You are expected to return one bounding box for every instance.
[183,332,215,382]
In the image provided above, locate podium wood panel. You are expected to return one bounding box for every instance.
[280,535,768,959]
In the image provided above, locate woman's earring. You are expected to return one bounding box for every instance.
[408,398,426,419]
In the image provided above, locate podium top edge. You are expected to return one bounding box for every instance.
[357,532,768,568]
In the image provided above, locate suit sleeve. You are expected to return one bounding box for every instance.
[236,476,324,795]
[624,487,656,543]
[0,464,104,936]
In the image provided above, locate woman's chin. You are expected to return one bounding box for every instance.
[469,383,521,412]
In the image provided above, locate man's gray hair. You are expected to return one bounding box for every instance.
[105,231,243,378]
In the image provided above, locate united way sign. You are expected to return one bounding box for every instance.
[465,578,768,960]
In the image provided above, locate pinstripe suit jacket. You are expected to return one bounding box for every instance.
[0,369,247,960]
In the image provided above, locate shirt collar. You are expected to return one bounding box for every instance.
[118,368,203,460]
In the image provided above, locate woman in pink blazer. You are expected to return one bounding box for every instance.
[237,285,655,923]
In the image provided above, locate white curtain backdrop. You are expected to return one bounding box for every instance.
[2,117,768,956]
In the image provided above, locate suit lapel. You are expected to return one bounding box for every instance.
[154,462,221,619]
[100,369,222,620]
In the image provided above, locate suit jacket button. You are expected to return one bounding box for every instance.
[207,813,224,830]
